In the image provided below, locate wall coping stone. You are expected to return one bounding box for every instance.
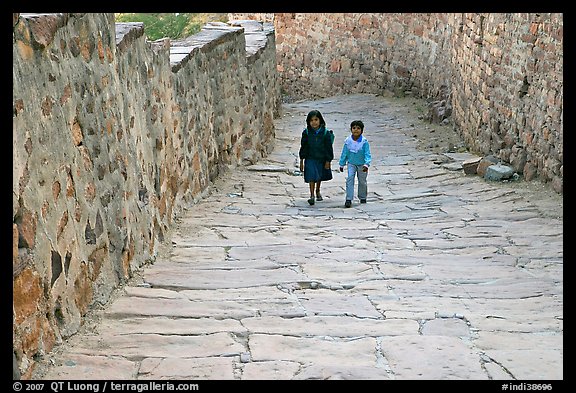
[115,22,145,52]
[17,13,71,49]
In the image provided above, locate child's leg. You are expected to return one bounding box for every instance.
[346,165,357,201]
[315,181,322,196]
[309,182,316,198]
[357,169,368,200]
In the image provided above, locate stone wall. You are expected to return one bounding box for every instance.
[13,13,280,378]
[272,13,562,192]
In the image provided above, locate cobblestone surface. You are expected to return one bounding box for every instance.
[33,93,563,380]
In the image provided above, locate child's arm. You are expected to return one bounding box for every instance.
[325,132,334,164]
[362,142,372,172]
[299,131,308,172]
[298,130,308,160]
[339,144,348,171]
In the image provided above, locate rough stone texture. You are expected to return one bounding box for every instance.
[13,13,280,377]
[381,335,487,379]
[268,13,562,193]
[31,94,562,381]
[485,163,515,181]
[41,354,138,380]
[138,357,236,380]
[462,156,482,175]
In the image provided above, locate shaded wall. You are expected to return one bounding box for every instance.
[13,13,280,378]
[272,13,562,192]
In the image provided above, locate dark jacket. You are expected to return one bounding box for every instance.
[299,126,334,163]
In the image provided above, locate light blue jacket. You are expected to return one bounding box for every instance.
[339,135,372,167]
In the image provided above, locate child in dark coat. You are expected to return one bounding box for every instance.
[299,110,334,205]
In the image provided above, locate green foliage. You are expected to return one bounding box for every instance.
[115,13,228,41]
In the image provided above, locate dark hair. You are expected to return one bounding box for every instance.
[350,120,364,131]
[306,110,326,129]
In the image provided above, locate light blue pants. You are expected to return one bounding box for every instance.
[345,164,368,201]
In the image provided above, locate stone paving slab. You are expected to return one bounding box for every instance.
[474,332,563,351]
[249,334,377,365]
[144,266,308,290]
[105,293,303,319]
[485,349,563,381]
[35,93,562,381]
[149,258,282,271]
[241,315,419,337]
[42,354,138,380]
[98,316,246,336]
[293,364,393,380]
[294,288,383,318]
[299,260,381,284]
[421,318,471,337]
[139,357,236,380]
[240,360,301,380]
[60,332,245,359]
[374,296,469,320]
[381,335,487,380]
[179,285,297,302]
[462,298,563,333]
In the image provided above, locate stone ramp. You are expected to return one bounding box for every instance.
[36,93,563,380]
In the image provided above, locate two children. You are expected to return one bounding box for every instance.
[299,113,371,208]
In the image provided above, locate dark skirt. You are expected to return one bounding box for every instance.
[304,159,333,183]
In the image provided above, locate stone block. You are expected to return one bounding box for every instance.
[484,163,515,181]
[462,157,482,175]
[477,155,499,177]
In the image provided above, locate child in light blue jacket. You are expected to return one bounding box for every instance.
[339,120,372,208]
